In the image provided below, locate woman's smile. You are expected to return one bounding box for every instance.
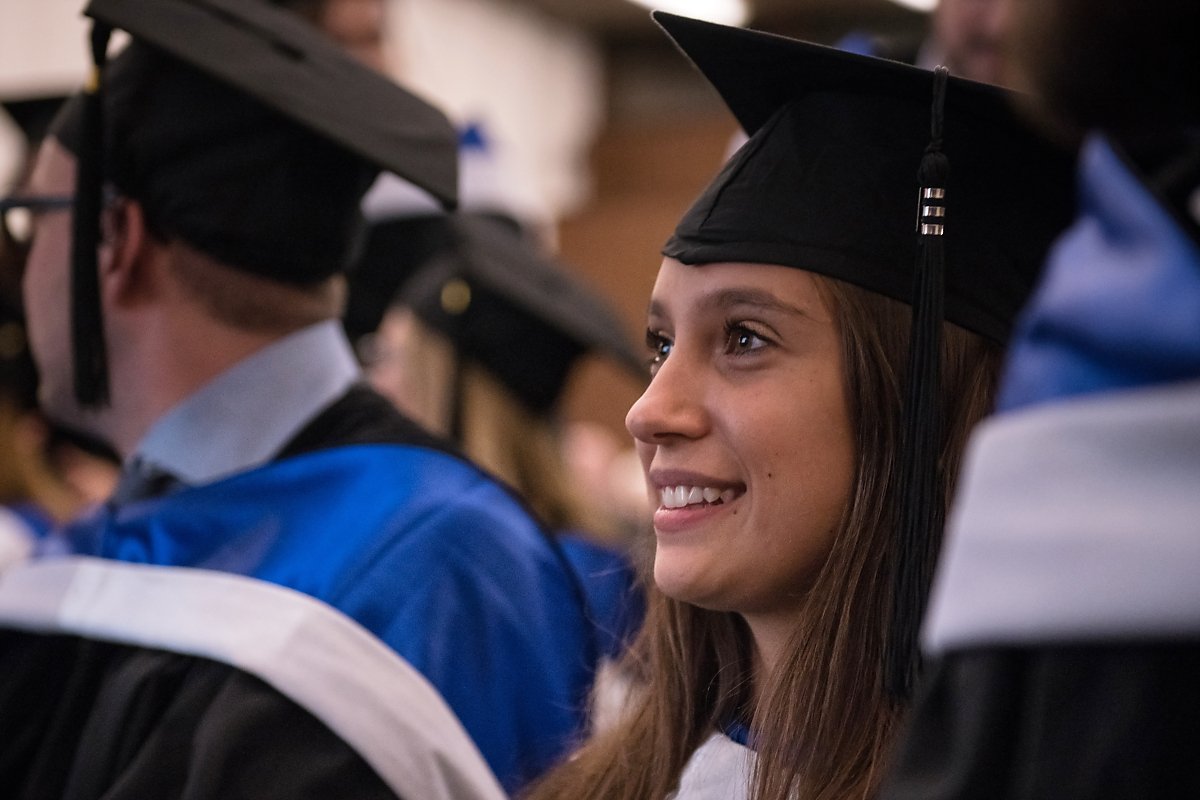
[649,470,747,533]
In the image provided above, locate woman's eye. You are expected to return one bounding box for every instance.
[724,323,769,355]
[645,329,672,374]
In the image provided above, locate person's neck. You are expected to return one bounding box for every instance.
[742,609,799,709]
[106,310,286,456]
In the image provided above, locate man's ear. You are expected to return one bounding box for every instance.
[99,198,156,306]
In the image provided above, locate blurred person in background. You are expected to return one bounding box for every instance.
[882,1,1200,797]
[524,13,1074,800]
[344,125,649,683]
[2,0,595,793]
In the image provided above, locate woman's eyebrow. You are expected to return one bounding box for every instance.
[700,287,814,319]
[646,288,816,323]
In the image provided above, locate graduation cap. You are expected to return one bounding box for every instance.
[653,12,1076,699]
[362,213,645,418]
[2,97,71,148]
[58,0,460,407]
[342,127,501,346]
[342,213,455,344]
[346,121,547,344]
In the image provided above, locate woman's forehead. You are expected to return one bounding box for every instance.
[650,259,829,318]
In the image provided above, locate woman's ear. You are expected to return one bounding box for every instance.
[99,197,155,306]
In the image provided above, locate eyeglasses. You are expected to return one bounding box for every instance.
[1,194,74,254]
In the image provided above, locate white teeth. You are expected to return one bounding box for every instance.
[659,484,736,509]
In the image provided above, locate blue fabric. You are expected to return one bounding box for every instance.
[998,136,1200,412]
[834,31,882,57]
[8,502,55,539]
[556,534,643,661]
[721,718,754,749]
[45,444,593,793]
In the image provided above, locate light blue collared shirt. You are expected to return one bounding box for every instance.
[130,320,361,486]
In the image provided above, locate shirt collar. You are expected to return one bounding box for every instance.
[132,320,361,486]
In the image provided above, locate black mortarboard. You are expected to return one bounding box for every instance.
[342,214,453,345]
[57,0,459,407]
[2,97,70,149]
[654,12,1076,699]
[376,213,645,415]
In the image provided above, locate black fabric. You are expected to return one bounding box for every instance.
[274,382,461,461]
[0,629,401,800]
[1,96,69,145]
[342,215,456,343]
[1120,127,1200,251]
[881,644,1200,799]
[109,456,186,506]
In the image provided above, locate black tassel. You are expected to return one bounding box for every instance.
[70,22,113,407]
[887,66,950,701]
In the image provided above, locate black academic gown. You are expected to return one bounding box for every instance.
[882,646,1200,799]
[0,557,507,800]
[0,386,516,800]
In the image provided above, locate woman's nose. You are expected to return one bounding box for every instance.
[625,349,709,445]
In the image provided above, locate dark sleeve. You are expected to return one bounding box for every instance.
[0,631,400,800]
[881,644,1200,800]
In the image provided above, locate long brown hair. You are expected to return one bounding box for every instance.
[459,359,614,537]
[522,275,1001,800]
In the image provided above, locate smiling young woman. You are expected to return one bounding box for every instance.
[630,262,855,644]
[522,13,1075,800]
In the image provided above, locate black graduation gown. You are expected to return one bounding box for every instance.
[0,557,507,800]
[0,386,511,800]
[882,646,1200,799]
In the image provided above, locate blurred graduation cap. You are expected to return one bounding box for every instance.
[344,118,636,418]
[346,120,545,344]
[2,97,71,148]
[654,12,1076,699]
[2,97,67,192]
[58,0,460,407]
[393,214,645,415]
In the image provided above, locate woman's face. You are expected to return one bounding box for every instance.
[626,258,855,624]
